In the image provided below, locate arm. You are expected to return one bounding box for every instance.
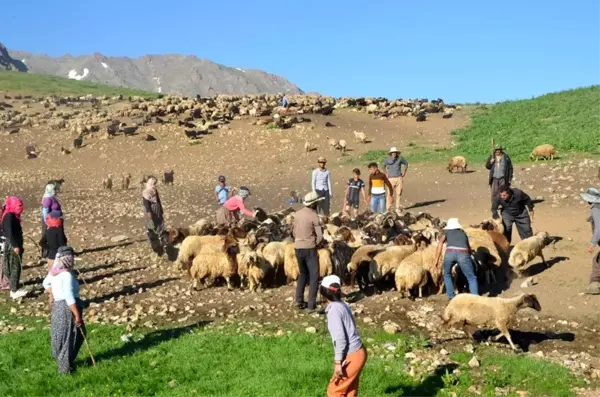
[311,169,317,192]
[314,215,323,246]
[64,274,82,326]
[327,172,332,196]
[327,308,348,362]
[401,158,409,177]
[361,186,368,203]
[382,159,388,178]
[237,198,256,217]
[491,196,501,219]
[522,190,534,218]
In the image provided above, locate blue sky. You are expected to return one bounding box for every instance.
[3,0,599,103]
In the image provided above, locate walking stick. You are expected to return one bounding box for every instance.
[79,326,97,367]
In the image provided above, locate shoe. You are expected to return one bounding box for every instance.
[584,282,600,295]
[295,302,307,310]
[10,289,28,300]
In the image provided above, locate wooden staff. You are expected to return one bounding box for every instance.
[79,326,97,367]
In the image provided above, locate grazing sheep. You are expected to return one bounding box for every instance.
[529,144,556,161]
[400,242,445,294]
[442,293,542,350]
[447,156,468,173]
[353,130,367,143]
[334,139,347,153]
[508,231,552,270]
[318,246,334,277]
[327,137,337,151]
[369,244,418,282]
[395,262,428,298]
[442,109,454,119]
[163,170,175,185]
[102,174,113,190]
[121,173,131,190]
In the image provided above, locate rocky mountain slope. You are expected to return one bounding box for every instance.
[2,43,302,96]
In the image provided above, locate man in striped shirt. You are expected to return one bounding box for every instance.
[367,162,393,213]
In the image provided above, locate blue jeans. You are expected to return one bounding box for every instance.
[443,250,479,299]
[370,194,386,213]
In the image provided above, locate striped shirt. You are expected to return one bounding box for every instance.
[369,171,393,195]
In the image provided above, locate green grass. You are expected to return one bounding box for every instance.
[0,71,158,98]
[452,86,600,160]
[0,313,584,397]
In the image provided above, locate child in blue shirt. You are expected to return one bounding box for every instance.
[215,176,231,205]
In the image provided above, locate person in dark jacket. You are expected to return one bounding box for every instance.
[1,196,27,299]
[142,176,167,256]
[41,211,68,271]
[492,186,534,243]
[485,145,514,203]
[581,188,600,295]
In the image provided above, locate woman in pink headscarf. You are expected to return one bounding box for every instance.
[1,196,27,299]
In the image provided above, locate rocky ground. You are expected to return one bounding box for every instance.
[1,93,599,388]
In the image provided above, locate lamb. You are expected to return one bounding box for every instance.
[394,262,428,298]
[189,249,238,291]
[442,293,541,350]
[237,244,271,292]
[353,130,367,143]
[508,231,552,270]
[102,174,113,190]
[416,113,427,122]
[447,156,468,173]
[121,173,131,190]
[529,144,556,161]
[334,139,347,154]
[304,141,314,155]
[330,240,358,283]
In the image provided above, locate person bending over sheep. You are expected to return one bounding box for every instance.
[492,186,534,244]
[321,275,367,397]
[216,186,258,225]
[433,218,479,299]
[581,188,600,295]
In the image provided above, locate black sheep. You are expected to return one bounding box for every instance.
[163,170,175,185]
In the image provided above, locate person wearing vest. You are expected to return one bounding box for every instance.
[433,218,479,299]
[312,156,332,216]
[485,145,514,203]
[382,147,409,211]
[581,188,600,295]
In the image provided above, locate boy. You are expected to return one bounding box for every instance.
[215,176,231,205]
[343,168,368,218]
[367,162,393,213]
[286,191,302,205]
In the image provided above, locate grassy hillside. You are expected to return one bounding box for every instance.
[453,85,600,161]
[0,71,157,98]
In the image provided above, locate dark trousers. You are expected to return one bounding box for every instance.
[501,209,533,244]
[295,248,319,309]
[591,251,600,283]
[316,190,330,216]
[443,250,478,299]
[2,242,22,292]
[490,177,506,203]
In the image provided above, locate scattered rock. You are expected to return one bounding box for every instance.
[305,326,317,334]
[468,356,480,368]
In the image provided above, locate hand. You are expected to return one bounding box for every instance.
[334,363,345,380]
[490,158,495,164]
[75,315,83,327]
[13,247,20,255]
[402,172,407,178]
[529,212,534,221]
[587,245,595,254]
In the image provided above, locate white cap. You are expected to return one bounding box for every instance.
[321,275,342,289]
[389,147,400,154]
[304,191,325,206]
[444,218,463,230]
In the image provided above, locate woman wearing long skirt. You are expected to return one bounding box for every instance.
[2,196,27,299]
[43,246,84,374]
[142,177,168,256]
[41,184,63,258]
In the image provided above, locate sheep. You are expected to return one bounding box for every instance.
[508,231,552,270]
[330,240,358,283]
[237,244,271,292]
[399,241,445,295]
[416,113,427,122]
[61,146,71,155]
[326,137,337,151]
[283,243,333,283]
[441,293,541,351]
[529,144,556,161]
[163,170,175,185]
[353,130,367,143]
[189,249,238,291]
[175,234,237,270]
[102,174,113,190]
[369,244,417,283]
[334,139,347,153]
[463,227,503,285]
[121,173,131,190]
[447,156,468,173]
[73,136,83,149]
[257,238,293,283]
[394,262,428,298]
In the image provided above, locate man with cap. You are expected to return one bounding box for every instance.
[382,147,409,211]
[292,191,325,311]
[312,156,332,216]
[216,186,257,225]
[433,218,479,299]
[486,144,514,203]
[581,188,600,295]
[215,175,231,206]
[492,185,534,244]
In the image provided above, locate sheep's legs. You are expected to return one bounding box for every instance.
[437,283,445,295]
[539,251,548,268]
[418,286,423,298]
[225,277,233,291]
[495,326,518,350]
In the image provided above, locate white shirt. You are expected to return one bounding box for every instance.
[42,271,80,305]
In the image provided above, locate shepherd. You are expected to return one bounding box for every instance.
[581,188,600,295]
[485,144,514,203]
[142,176,168,256]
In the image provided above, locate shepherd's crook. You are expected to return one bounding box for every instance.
[79,327,96,367]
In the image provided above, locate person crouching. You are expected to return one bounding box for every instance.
[42,246,85,374]
[41,211,67,271]
[321,275,367,397]
[216,186,257,225]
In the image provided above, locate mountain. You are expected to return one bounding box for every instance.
[2,44,303,96]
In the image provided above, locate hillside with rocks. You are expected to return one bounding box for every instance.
[2,43,302,96]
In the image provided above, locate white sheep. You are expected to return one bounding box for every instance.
[353,130,367,143]
[334,139,347,153]
[529,144,556,161]
[442,293,541,350]
[175,235,237,270]
[369,244,418,281]
[189,249,238,290]
[394,261,428,298]
[237,245,271,292]
[304,141,314,155]
[508,231,552,270]
[327,137,337,151]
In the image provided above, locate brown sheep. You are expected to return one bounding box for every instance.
[447,156,468,173]
[529,144,556,161]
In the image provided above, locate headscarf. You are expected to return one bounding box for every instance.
[46,210,64,228]
[142,177,158,203]
[238,186,251,199]
[1,196,24,223]
[43,184,55,198]
[50,246,75,276]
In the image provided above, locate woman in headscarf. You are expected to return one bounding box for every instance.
[41,210,68,271]
[43,246,85,374]
[41,184,63,258]
[2,196,27,299]
[216,186,257,225]
[142,176,167,256]
[0,227,10,290]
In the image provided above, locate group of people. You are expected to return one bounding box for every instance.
[309,147,410,217]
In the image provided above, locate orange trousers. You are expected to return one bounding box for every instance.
[327,347,367,397]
